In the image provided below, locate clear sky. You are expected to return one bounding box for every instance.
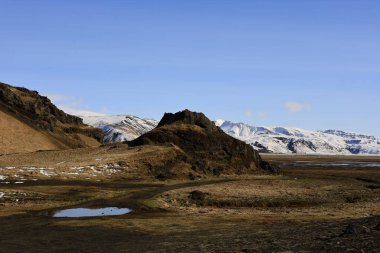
[1,0,379,136]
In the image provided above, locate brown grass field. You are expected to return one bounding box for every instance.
[0,149,379,252]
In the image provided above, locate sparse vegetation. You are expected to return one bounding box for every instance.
[0,154,379,252]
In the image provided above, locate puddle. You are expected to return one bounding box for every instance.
[53,207,132,218]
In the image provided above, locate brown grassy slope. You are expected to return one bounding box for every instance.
[0,109,62,154]
[0,143,191,180]
[0,82,102,154]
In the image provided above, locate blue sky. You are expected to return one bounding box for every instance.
[1,1,379,136]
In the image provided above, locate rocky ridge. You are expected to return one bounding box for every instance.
[0,82,102,154]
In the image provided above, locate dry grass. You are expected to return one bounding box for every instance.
[155,170,379,220]
[0,110,60,154]
[0,153,379,252]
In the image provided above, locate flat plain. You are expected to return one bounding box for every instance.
[0,149,379,252]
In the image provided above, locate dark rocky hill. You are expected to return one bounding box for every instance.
[128,110,278,178]
[0,82,102,154]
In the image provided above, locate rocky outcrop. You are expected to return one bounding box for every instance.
[156,110,219,132]
[0,84,80,130]
[0,82,102,153]
[128,110,278,178]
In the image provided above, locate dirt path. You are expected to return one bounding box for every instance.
[124,179,233,210]
[37,179,235,213]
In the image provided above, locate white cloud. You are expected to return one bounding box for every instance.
[245,110,268,118]
[59,106,105,117]
[46,94,73,102]
[245,110,253,117]
[257,111,268,118]
[46,94,82,107]
[285,102,311,113]
[46,94,105,117]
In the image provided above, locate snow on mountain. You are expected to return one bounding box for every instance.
[82,115,158,143]
[216,120,380,155]
[322,130,380,154]
[78,114,380,155]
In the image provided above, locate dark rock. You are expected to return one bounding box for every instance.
[128,109,278,176]
[118,161,128,167]
[341,223,371,236]
[287,139,317,153]
[157,109,219,133]
[260,161,280,173]
[212,167,222,176]
[155,169,176,180]
[371,221,380,231]
[188,173,196,180]
[190,190,208,202]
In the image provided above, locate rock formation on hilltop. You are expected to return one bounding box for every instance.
[128,110,278,178]
[0,82,103,154]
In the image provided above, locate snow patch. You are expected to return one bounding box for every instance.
[81,115,158,143]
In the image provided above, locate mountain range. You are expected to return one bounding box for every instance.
[3,80,375,156]
[82,115,157,144]
[81,115,380,155]
[216,120,380,155]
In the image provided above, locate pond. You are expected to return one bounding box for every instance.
[53,207,132,218]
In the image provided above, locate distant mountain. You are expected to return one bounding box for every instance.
[0,82,102,154]
[79,114,380,155]
[216,120,380,155]
[81,115,158,143]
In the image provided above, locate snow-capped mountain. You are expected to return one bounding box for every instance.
[82,115,158,143]
[215,120,380,155]
[79,114,380,155]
